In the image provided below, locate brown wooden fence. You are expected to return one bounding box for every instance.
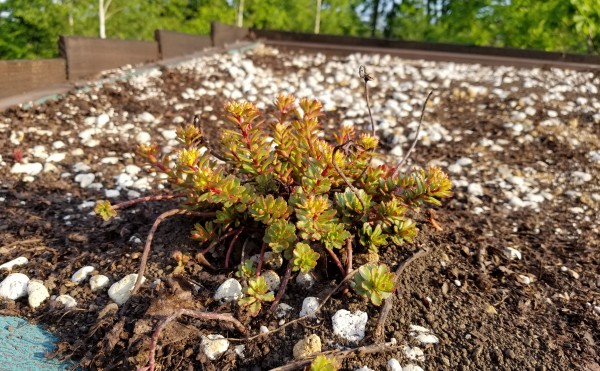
[155,30,212,59]
[0,59,67,99]
[59,36,159,80]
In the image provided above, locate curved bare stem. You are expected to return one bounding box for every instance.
[112,193,188,211]
[392,90,433,177]
[132,209,216,294]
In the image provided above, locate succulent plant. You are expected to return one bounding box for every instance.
[310,355,339,371]
[238,276,275,316]
[354,263,395,306]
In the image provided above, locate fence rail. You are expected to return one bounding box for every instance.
[2,22,599,104]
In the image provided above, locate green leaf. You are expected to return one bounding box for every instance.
[354,264,394,306]
[94,200,117,221]
[292,242,320,273]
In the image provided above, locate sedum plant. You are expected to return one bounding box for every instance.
[310,355,339,371]
[353,263,395,306]
[238,276,275,316]
[95,67,452,315]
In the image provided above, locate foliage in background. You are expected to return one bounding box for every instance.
[2,0,598,59]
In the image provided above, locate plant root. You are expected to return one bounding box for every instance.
[269,340,401,371]
[373,248,430,343]
[137,309,246,371]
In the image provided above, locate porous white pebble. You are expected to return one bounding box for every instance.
[201,334,229,360]
[504,247,522,260]
[332,309,368,342]
[295,271,315,288]
[261,270,280,291]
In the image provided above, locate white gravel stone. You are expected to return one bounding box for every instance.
[0,273,30,300]
[135,131,152,144]
[96,113,110,126]
[27,280,50,309]
[46,152,66,163]
[11,162,43,176]
[108,274,145,305]
[90,275,111,291]
[100,157,120,164]
[504,247,522,260]
[447,163,462,174]
[402,365,425,371]
[52,140,66,149]
[387,358,402,371]
[410,325,439,344]
[161,130,178,140]
[71,266,95,283]
[300,297,320,319]
[124,164,142,175]
[572,171,592,183]
[456,157,473,166]
[74,173,95,188]
[404,345,425,361]
[355,367,374,371]
[214,278,243,302]
[332,309,367,342]
[105,189,120,198]
[275,303,294,319]
[201,334,229,360]
[138,112,156,123]
[467,183,484,197]
[249,251,283,269]
[0,256,29,271]
[55,294,77,308]
[295,271,315,288]
[73,162,91,172]
[262,270,280,291]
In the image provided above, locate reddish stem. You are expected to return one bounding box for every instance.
[112,193,188,210]
[256,242,267,276]
[133,209,215,294]
[325,247,346,276]
[138,309,246,371]
[269,260,293,312]
[225,228,244,269]
[201,228,239,255]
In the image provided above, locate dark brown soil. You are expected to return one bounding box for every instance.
[1,47,598,371]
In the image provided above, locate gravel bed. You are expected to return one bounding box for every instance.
[0,44,599,370]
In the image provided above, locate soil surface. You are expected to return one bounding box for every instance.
[0,46,599,370]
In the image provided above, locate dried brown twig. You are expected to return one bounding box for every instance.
[268,340,400,371]
[373,248,430,343]
[392,90,433,177]
[132,209,216,294]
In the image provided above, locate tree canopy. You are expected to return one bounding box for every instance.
[1,0,599,60]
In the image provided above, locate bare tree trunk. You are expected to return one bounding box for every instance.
[236,0,245,27]
[370,0,381,37]
[99,0,106,38]
[315,0,322,34]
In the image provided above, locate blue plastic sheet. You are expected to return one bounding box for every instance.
[0,316,76,370]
